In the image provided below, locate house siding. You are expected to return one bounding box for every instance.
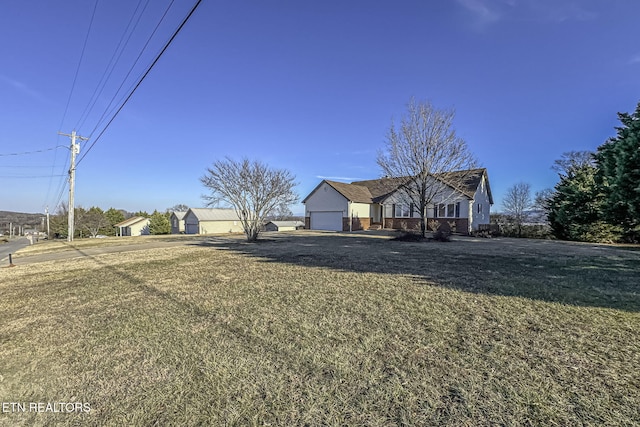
[349,202,370,219]
[130,221,150,236]
[198,220,243,234]
[170,213,185,234]
[470,175,491,231]
[184,212,243,235]
[305,182,350,231]
[304,183,348,217]
[348,202,371,231]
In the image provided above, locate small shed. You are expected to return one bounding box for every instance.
[264,221,305,232]
[170,211,187,234]
[114,216,150,236]
[184,208,243,235]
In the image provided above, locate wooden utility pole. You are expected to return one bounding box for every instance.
[58,131,88,242]
[45,206,50,238]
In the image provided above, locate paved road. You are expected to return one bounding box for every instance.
[0,237,31,264]
[0,238,216,266]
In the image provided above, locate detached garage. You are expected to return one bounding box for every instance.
[184,208,243,235]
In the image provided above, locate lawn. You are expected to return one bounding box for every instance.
[0,232,639,426]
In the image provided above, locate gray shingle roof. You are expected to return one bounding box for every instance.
[114,216,149,227]
[171,211,187,220]
[349,177,410,203]
[305,168,491,205]
[267,221,305,227]
[436,168,493,203]
[324,180,373,203]
[187,208,240,221]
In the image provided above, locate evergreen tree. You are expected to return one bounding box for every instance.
[595,102,640,242]
[547,164,618,242]
[149,210,171,235]
[105,208,125,236]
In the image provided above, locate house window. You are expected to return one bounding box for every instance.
[437,202,460,218]
[395,204,411,218]
[477,204,483,214]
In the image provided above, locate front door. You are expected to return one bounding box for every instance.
[373,205,381,223]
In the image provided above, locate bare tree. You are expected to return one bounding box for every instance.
[201,158,298,241]
[269,202,294,221]
[377,98,477,237]
[502,182,533,237]
[167,204,189,213]
[552,151,594,177]
[80,206,110,238]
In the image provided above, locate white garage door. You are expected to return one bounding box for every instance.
[310,211,343,231]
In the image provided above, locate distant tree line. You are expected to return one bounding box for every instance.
[46,203,189,239]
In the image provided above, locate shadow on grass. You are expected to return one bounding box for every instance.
[193,233,640,312]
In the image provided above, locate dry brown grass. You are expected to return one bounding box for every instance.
[1,232,639,425]
[13,234,202,257]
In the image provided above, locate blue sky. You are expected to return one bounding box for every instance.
[1,0,639,215]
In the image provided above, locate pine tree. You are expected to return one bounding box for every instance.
[595,102,640,242]
[105,208,125,236]
[547,164,617,242]
[149,210,171,235]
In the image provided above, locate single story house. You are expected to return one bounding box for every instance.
[170,211,187,234]
[264,220,305,232]
[184,208,243,235]
[302,168,493,234]
[114,216,150,236]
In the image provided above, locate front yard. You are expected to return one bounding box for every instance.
[1,233,638,425]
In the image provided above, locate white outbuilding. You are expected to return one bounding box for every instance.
[183,208,243,235]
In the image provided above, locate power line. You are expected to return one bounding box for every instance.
[44,0,99,211]
[77,0,203,165]
[58,0,100,132]
[0,174,66,179]
[0,146,65,157]
[75,0,151,131]
[84,0,175,138]
[51,178,69,212]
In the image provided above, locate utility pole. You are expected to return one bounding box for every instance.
[59,130,88,242]
[45,206,50,238]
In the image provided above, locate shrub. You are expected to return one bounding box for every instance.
[433,229,451,242]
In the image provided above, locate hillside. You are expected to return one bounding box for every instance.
[0,211,45,233]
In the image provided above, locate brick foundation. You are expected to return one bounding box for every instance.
[340,217,371,231]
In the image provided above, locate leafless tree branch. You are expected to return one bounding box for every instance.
[201,158,298,241]
[377,98,477,237]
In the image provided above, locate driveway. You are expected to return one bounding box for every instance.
[0,237,31,264]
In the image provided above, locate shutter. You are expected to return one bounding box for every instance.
[455,202,460,218]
